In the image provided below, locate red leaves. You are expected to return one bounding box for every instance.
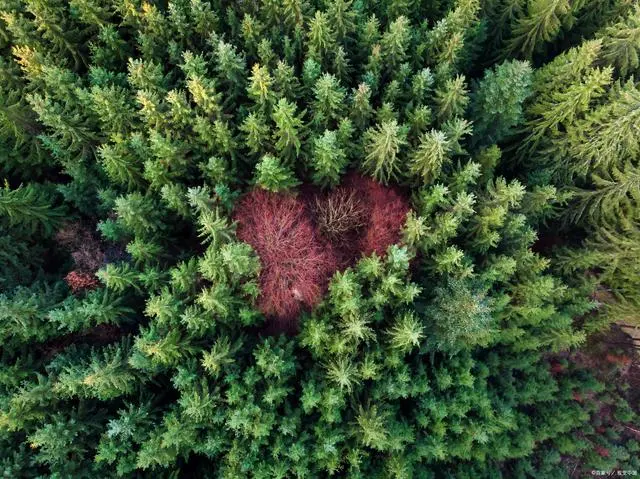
[605,354,632,367]
[549,361,564,374]
[57,222,105,293]
[349,174,410,257]
[65,271,100,292]
[234,189,336,330]
[234,174,410,331]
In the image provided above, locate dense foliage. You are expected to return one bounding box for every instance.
[1,0,639,476]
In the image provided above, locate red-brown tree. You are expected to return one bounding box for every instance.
[234,189,336,330]
[65,270,100,292]
[345,173,410,258]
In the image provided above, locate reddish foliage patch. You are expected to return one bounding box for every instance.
[549,361,564,375]
[605,354,632,367]
[65,270,100,293]
[234,189,336,331]
[594,445,610,458]
[234,174,411,332]
[350,175,410,257]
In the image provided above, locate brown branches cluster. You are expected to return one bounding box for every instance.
[56,222,105,293]
[313,188,366,245]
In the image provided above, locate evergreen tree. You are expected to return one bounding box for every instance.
[310,129,349,187]
[254,154,300,192]
[471,59,533,145]
[0,182,65,235]
[598,5,640,78]
[361,120,407,184]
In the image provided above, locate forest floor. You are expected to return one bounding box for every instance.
[565,324,640,477]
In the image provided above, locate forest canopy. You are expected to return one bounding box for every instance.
[1,0,639,477]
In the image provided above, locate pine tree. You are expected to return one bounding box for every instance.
[310,130,349,187]
[361,120,407,184]
[598,5,640,78]
[247,63,275,110]
[380,16,411,70]
[434,75,469,123]
[569,80,640,175]
[312,73,346,129]
[471,60,533,145]
[51,340,138,400]
[501,0,574,59]
[307,10,336,67]
[0,182,65,235]
[254,154,301,192]
[426,278,495,352]
[271,98,305,162]
[409,129,451,183]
